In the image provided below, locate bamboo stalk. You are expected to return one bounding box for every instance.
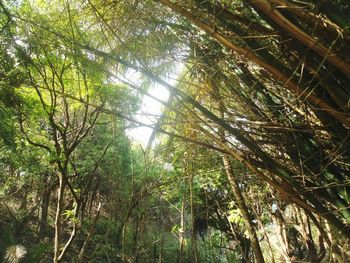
[249,0,350,77]
[159,0,350,129]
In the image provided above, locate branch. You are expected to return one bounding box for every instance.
[18,113,52,152]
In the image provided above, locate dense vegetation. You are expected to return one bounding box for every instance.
[0,0,350,262]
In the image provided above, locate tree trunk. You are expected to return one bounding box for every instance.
[37,175,51,240]
[158,234,164,263]
[271,208,291,262]
[133,215,140,263]
[251,201,276,263]
[222,156,265,263]
[53,172,65,263]
[178,198,185,263]
[189,159,199,263]
[77,203,101,263]
[294,206,320,262]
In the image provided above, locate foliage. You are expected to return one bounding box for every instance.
[1,0,350,262]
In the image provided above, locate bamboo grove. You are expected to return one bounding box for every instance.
[0,0,350,262]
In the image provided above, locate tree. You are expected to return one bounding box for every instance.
[1,0,350,262]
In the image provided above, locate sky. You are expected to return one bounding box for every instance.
[123,63,183,147]
[127,83,169,146]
